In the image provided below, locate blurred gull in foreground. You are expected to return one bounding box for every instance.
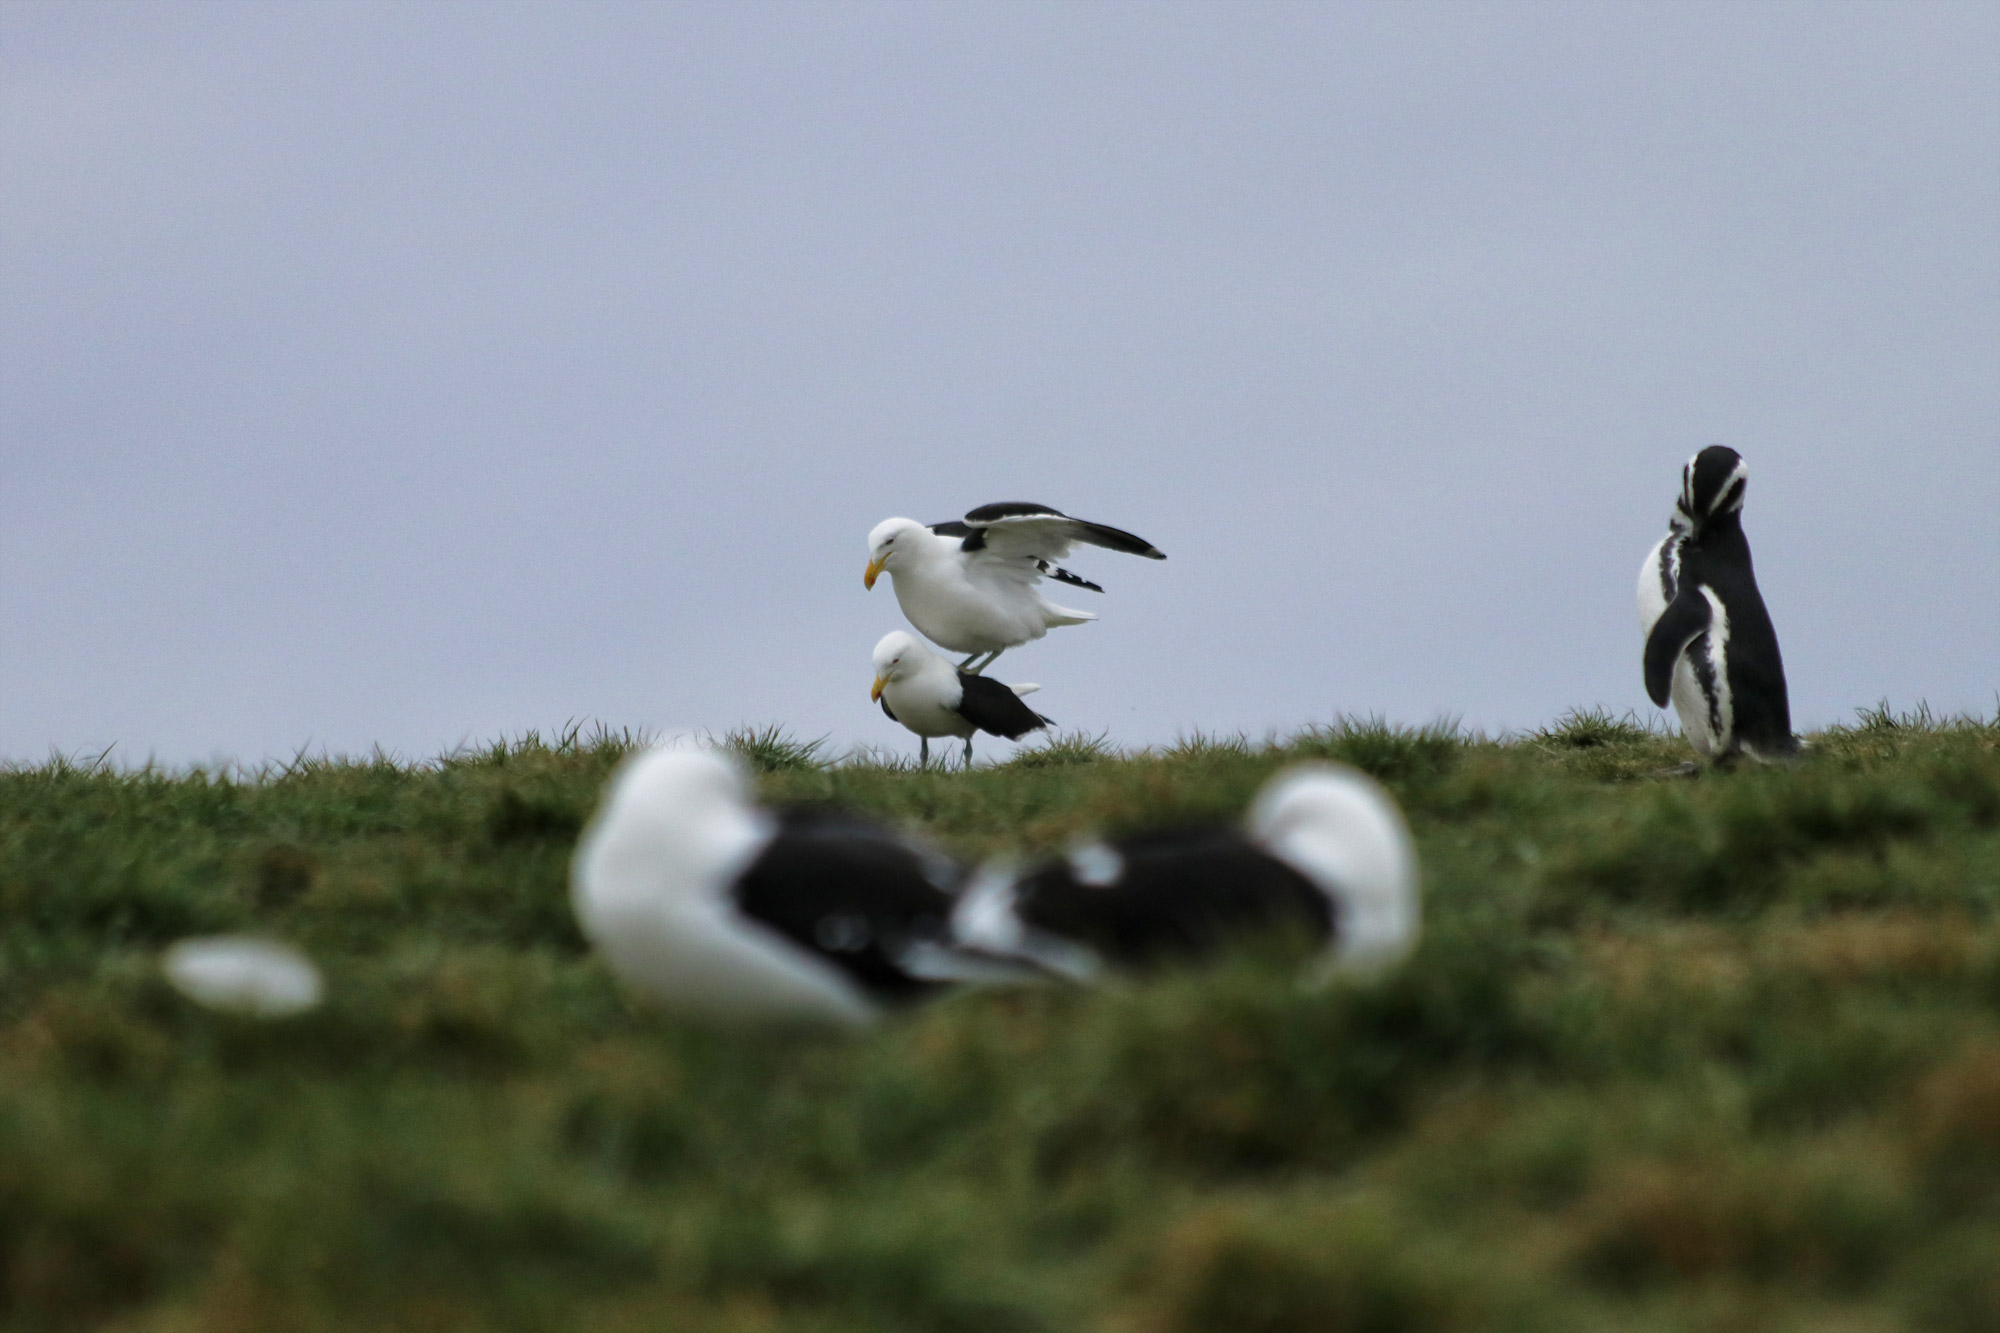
[952,763,1421,982]
[571,744,1024,1026]
[162,936,324,1016]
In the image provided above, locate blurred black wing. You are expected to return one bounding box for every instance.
[733,807,968,1003]
[1012,827,1332,969]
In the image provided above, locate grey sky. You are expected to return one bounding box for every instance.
[3,1,1996,767]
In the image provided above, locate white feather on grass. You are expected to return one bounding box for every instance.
[162,936,323,1016]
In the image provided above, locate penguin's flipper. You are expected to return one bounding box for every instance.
[1643,587,1712,707]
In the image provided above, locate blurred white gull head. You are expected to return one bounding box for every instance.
[1247,762,1422,975]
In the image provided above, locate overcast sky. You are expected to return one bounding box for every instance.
[3,1,1995,767]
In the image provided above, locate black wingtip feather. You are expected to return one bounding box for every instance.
[1039,561,1104,593]
[1073,519,1165,559]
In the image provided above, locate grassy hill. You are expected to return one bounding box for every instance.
[4,708,1999,1332]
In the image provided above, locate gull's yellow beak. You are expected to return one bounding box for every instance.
[863,556,887,589]
[870,675,887,702]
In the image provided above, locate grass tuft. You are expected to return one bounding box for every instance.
[723,725,830,774]
[1285,714,1464,783]
[1530,706,1656,750]
[1006,730,1117,769]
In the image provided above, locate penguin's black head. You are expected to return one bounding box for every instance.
[1677,445,1748,529]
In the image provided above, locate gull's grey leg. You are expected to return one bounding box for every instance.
[919,737,930,769]
[962,649,1003,675]
[963,737,975,768]
[958,652,983,671]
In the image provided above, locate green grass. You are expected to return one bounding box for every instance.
[4,709,2000,1331]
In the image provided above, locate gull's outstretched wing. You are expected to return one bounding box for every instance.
[933,518,1099,586]
[958,502,1166,563]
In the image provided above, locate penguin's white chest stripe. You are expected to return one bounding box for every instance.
[1699,586,1732,746]
[1657,539,1681,609]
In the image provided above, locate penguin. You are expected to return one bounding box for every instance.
[1637,445,1797,764]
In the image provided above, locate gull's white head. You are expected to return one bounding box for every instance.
[1247,763,1421,974]
[865,517,929,589]
[571,745,772,931]
[871,629,927,700]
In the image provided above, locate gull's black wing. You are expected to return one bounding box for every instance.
[953,673,1053,740]
[959,502,1166,560]
[938,513,1101,588]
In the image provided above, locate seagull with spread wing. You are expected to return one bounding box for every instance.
[863,502,1166,673]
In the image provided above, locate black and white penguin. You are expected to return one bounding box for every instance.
[1637,445,1797,763]
[871,630,1053,767]
[571,744,1018,1025]
[950,763,1421,981]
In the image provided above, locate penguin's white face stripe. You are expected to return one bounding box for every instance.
[1682,450,1749,521]
[1710,459,1749,516]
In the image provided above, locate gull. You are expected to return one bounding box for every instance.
[870,629,1053,768]
[571,744,1023,1025]
[864,502,1165,673]
[951,763,1421,981]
